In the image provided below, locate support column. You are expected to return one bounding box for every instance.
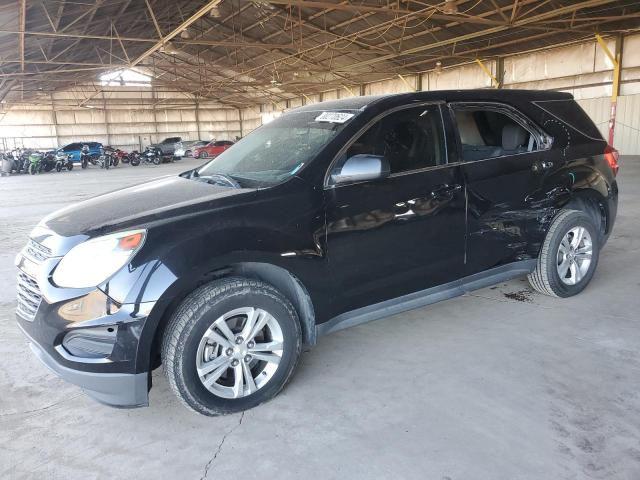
[596,33,623,146]
[102,92,111,146]
[151,86,159,143]
[238,108,244,139]
[195,98,202,140]
[50,94,60,148]
[496,57,505,89]
[475,58,500,88]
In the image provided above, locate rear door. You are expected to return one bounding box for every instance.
[325,103,467,314]
[449,102,558,274]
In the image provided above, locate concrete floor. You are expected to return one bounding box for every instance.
[1,157,639,480]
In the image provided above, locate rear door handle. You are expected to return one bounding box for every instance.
[430,183,462,199]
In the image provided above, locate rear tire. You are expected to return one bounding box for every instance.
[200,152,208,158]
[162,277,302,416]
[528,209,600,297]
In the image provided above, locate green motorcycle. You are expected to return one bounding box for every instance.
[27,152,44,175]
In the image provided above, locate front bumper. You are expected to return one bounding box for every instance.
[15,232,157,408]
[20,323,149,407]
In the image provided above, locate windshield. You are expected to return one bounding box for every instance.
[196,110,358,187]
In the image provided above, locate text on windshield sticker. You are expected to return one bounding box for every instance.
[314,112,354,123]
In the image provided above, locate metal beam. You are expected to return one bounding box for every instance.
[0,29,297,49]
[129,0,224,68]
[18,0,26,72]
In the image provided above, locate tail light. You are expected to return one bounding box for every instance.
[604,144,619,176]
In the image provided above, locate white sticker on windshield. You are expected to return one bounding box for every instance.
[314,111,354,123]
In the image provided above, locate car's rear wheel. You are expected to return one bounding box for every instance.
[528,209,600,297]
[162,277,302,416]
[200,151,208,158]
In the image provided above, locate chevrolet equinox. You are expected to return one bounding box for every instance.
[16,90,619,416]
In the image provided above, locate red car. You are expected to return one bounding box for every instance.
[193,140,234,159]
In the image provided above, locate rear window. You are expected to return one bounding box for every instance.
[534,99,603,140]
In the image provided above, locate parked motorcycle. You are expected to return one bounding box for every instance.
[27,151,44,175]
[128,151,141,166]
[54,152,74,172]
[112,148,127,164]
[131,147,160,166]
[2,151,23,173]
[80,144,92,169]
[41,152,57,172]
[102,146,120,168]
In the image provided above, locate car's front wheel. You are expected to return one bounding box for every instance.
[162,278,302,416]
[528,209,600,297]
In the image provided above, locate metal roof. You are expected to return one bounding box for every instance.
[1,0,639,107]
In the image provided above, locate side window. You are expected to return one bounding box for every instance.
[454,108,538,162]
[343,104,446,175]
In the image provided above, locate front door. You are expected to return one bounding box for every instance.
[324,103,466,315]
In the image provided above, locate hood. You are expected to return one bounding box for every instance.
[42,175,256,237]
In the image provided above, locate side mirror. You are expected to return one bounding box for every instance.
[331,154,390,185]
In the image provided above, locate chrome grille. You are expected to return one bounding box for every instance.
[16,271,42,321]
[25,239,51,263]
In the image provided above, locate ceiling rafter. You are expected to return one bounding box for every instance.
[1,0,639,106]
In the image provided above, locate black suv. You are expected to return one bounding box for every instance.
[16,90,618,416]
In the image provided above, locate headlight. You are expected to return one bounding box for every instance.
[52,229,146,288]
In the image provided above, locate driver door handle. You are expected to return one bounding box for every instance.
[532,160,554,173]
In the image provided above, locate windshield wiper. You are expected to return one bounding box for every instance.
[195,173,242,189]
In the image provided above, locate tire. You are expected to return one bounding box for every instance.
[130,157,140,166]
[28,164,35,175]
[200,152,208,159]
[81,158,88,169]
[185,150,191,157]
[528,209,600,298]
[153,157,160,165]
[67,163,73,171]
[113,157,119,167]
[162,277,302,416]
[56,163,62,172]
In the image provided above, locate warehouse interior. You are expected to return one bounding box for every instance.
[2,2,640,479]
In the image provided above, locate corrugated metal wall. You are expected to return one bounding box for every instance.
[0,100,242,151]
[2,33,640,154]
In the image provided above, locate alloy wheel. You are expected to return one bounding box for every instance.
[195,307,283,399]
[556,226,592,285]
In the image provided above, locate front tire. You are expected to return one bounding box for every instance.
[162,278,302,416]
[528,209,600,297]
